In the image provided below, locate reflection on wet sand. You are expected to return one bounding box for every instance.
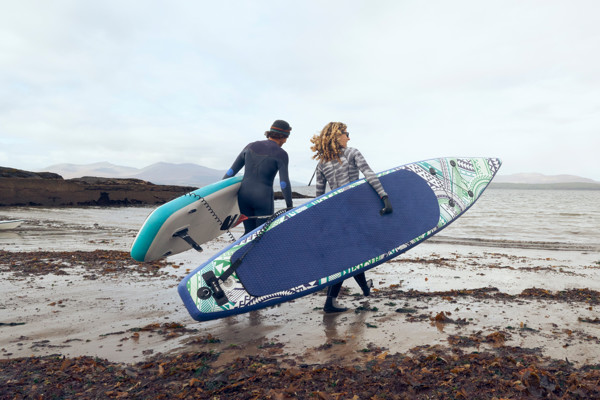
[320,307,370,362]
[322,303,368,342]
[0,232,21,240]
[248,310,263,326]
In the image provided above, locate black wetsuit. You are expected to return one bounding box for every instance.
[224,139,293,234]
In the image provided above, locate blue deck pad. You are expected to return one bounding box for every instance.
[234,169,440,297]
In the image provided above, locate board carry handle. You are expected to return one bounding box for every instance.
[220,213,276,230]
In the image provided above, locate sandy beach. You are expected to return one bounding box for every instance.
[2,214,600,398]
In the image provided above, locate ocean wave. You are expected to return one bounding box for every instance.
[428,235,600,252]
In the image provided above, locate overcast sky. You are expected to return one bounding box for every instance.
[1,1,599,182]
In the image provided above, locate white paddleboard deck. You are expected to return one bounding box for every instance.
[131,176,242,262]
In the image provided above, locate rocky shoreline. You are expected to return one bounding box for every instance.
[1,167,196,207]
[0,167,309,207]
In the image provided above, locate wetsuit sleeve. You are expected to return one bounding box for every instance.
[277,151,293,208]
[222,147,247,179]
[316,165,327,197]
[350,149,388,198]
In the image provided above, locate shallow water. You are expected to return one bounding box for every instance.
[1,188,598,253]
[439,188,600,248]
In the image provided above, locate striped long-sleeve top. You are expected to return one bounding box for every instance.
[315,147,387,198]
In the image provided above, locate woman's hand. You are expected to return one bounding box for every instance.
[380,196,393,215]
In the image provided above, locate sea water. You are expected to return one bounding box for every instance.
[430,188,600,249]
[0,188,599,253]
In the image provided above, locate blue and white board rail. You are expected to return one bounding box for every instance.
[0,220,25,230]
[131,176,243,262]
[178,157,502,321]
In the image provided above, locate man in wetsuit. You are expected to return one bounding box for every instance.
[223,120,294,235]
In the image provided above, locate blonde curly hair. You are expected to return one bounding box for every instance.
[310,122,347,163]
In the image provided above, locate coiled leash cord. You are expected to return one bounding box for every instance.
[185,192,236,242]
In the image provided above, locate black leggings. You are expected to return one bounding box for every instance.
[327,272,368,297]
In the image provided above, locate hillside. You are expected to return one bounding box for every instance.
[492,172,600,190]
[490,182,600,190]
[494,172,599,184]
[43,162,305,188]
[45,162,226,187]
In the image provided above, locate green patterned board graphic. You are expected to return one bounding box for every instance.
[178,157,502,321]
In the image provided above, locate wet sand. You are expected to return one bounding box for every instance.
[2,225,599,367]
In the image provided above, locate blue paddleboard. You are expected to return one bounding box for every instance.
[178,157,502,321]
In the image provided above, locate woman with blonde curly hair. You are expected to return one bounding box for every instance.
[310,122,393,313]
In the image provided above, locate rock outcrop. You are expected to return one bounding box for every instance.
[0,167,196,207]
[0,167,311,207]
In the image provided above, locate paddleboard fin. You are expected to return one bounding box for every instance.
[201,271,228,306]
[173,228,203,252]
[197,259,242,306]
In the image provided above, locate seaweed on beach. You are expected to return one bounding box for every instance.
[376,285,600,305]
[0,250,172,278]
[520,288,600,305]
[2,345,600,399]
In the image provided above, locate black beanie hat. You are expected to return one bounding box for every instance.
[268,120,292,136]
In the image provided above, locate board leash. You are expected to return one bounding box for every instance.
[185,192,237,243]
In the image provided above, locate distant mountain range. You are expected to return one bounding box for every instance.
[43,162,307,188]
[43,162,227,188]
[493,173,599,184]
[492,173,600,190]
[41,162,600,189]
